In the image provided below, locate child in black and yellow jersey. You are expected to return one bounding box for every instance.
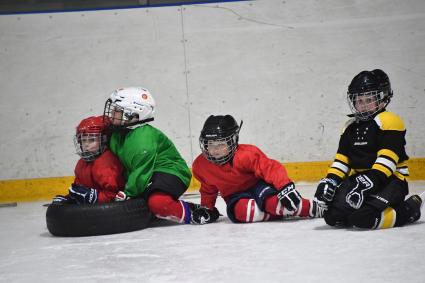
[314,69,423,229]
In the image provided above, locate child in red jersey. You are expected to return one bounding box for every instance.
[191,115,325,224]
[52,116,125,204]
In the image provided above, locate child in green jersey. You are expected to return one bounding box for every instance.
[104,87,199,224]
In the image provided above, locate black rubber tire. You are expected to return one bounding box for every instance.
[46,198,152,237]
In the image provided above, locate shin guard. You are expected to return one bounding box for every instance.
[233,199,270,223]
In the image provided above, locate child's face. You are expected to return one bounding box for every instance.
[354,93,385,116]
[81,136,101,153]
[354,94,378,113]
[111,107,139,126]
[111,108,123,126]
[207,140,229,159]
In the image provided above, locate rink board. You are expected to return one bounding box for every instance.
[1,158,424,202]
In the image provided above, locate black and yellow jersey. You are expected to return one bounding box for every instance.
[327,110,409,182]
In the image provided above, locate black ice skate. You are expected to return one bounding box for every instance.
[403,193,423,224]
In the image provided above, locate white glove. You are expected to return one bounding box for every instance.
[114,191,130,202]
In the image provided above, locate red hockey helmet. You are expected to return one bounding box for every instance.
[74,116,109,162]
[76,115,110,134]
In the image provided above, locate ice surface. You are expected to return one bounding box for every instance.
[1,182,424,283]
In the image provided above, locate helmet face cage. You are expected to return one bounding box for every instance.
[347,69,392,121]
[74,133,107,162]
[347,90,387,121]
[103,99,138,128]
[199,132,239,165]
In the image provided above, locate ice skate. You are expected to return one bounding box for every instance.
[403,194,423,224]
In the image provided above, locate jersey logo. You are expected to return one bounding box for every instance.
[354,141,368,145]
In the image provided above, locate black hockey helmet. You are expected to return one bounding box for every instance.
[347,69,393,120]
[199,115,242,165]
[371,69,393,99]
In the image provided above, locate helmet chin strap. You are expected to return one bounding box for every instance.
[347,107,388,122]
[110,117,154,131]
[126,117,154,129]
[382,97,391,109]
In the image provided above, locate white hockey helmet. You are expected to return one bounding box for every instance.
[104,87,156,129]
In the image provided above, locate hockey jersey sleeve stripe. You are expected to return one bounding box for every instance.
[330,160,350,174]
[377,149,399,164]
[396,160,409,175]
[375,157,397,173]
[328,167,347,179]
[396,167,409,176]
[372,163,393,177]
[335,153,349,164]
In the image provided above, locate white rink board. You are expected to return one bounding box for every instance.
[0,0,424,179]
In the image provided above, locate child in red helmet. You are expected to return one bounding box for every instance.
[52,116,125,204]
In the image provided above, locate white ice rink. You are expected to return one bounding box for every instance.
[1,182,424,283]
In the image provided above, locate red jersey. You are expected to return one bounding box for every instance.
[192,144,292,209]
[74,149,125,203]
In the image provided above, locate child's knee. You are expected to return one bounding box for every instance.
[233,199,268,223]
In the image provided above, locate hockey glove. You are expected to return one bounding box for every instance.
[191,206,220,225]
[315,177,338,203]
[114,191,130,202]
[68,184,98,204]
[345,174,375,209]
[277,182,302,212]
[52,195,71,204]
[309,198,328,218]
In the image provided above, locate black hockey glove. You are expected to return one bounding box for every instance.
[277,182,301,212]
[345,171,383,209]
[191,206,220,225]
[69,184,98,204]
[315,177,338,203]
[52,195,73,204]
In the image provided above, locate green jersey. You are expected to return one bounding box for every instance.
[109,125,192,197]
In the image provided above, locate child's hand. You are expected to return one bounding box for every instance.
[114,191,130,202]
[68,184,98,204]
[315,178,338,202]
[277,182,301,212]
[52,195,70,204]
[345,174,374,209]
[191,206,220,224]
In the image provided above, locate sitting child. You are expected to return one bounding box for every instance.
[52,115,125,204]
[103,87,196,224]
[191,114,325,224]
[314,69,423,229]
